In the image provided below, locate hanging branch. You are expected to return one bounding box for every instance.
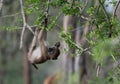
[113,0,120,17]
[19,0,26,49]
[44,0,50,28]
[19,0,34,49]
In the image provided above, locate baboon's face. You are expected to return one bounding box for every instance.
[48,47,55,54]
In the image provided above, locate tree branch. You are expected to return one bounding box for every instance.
[98,0,110,21]
[19,0,34,49]
[44,0,50,28]
[113,0,120,17]
[1,13,20,18]
[98,0,113,37]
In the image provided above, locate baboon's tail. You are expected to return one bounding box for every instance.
[32,63,38,70]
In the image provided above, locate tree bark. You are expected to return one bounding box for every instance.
[23,48,31,84]
[0,50,6,84]
[0,0,3,16]
[62,15,76,84]
[0,32,7,84]
[22,30,32,84]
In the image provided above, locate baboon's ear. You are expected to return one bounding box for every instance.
[55,42,60,47]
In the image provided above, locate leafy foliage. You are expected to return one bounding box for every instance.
[60,31,82,52]
[1,0,120,84]
[22,0,120,83]
[92,37,120,64]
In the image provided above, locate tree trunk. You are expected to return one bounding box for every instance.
[62,15,76,84]
[0,0,3,15]
[23,48,31,84]
[0,50,6,84]
[0,32,7,84]
[22,30,32,84]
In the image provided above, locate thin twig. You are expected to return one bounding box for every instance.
[81,15,90,20]
[44,0,50,28]
[1,13,20,18]
[19,0,34,49]
[98,0,113,37]
[26,24,34,34]
[81,0,89,13]
[19,0,26,49]
[79,47,90,56]
[96,64,100,77]
[98,0,110,22]
[46,0,50,13]
[78,0,89,21]
[19,25,37,29]
[70,0,74,9]
[113,0,120,17]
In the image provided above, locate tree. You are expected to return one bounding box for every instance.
[1,0,120,84]
[22,30,32,84]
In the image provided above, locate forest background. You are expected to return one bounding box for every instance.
[0,0,120,84]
